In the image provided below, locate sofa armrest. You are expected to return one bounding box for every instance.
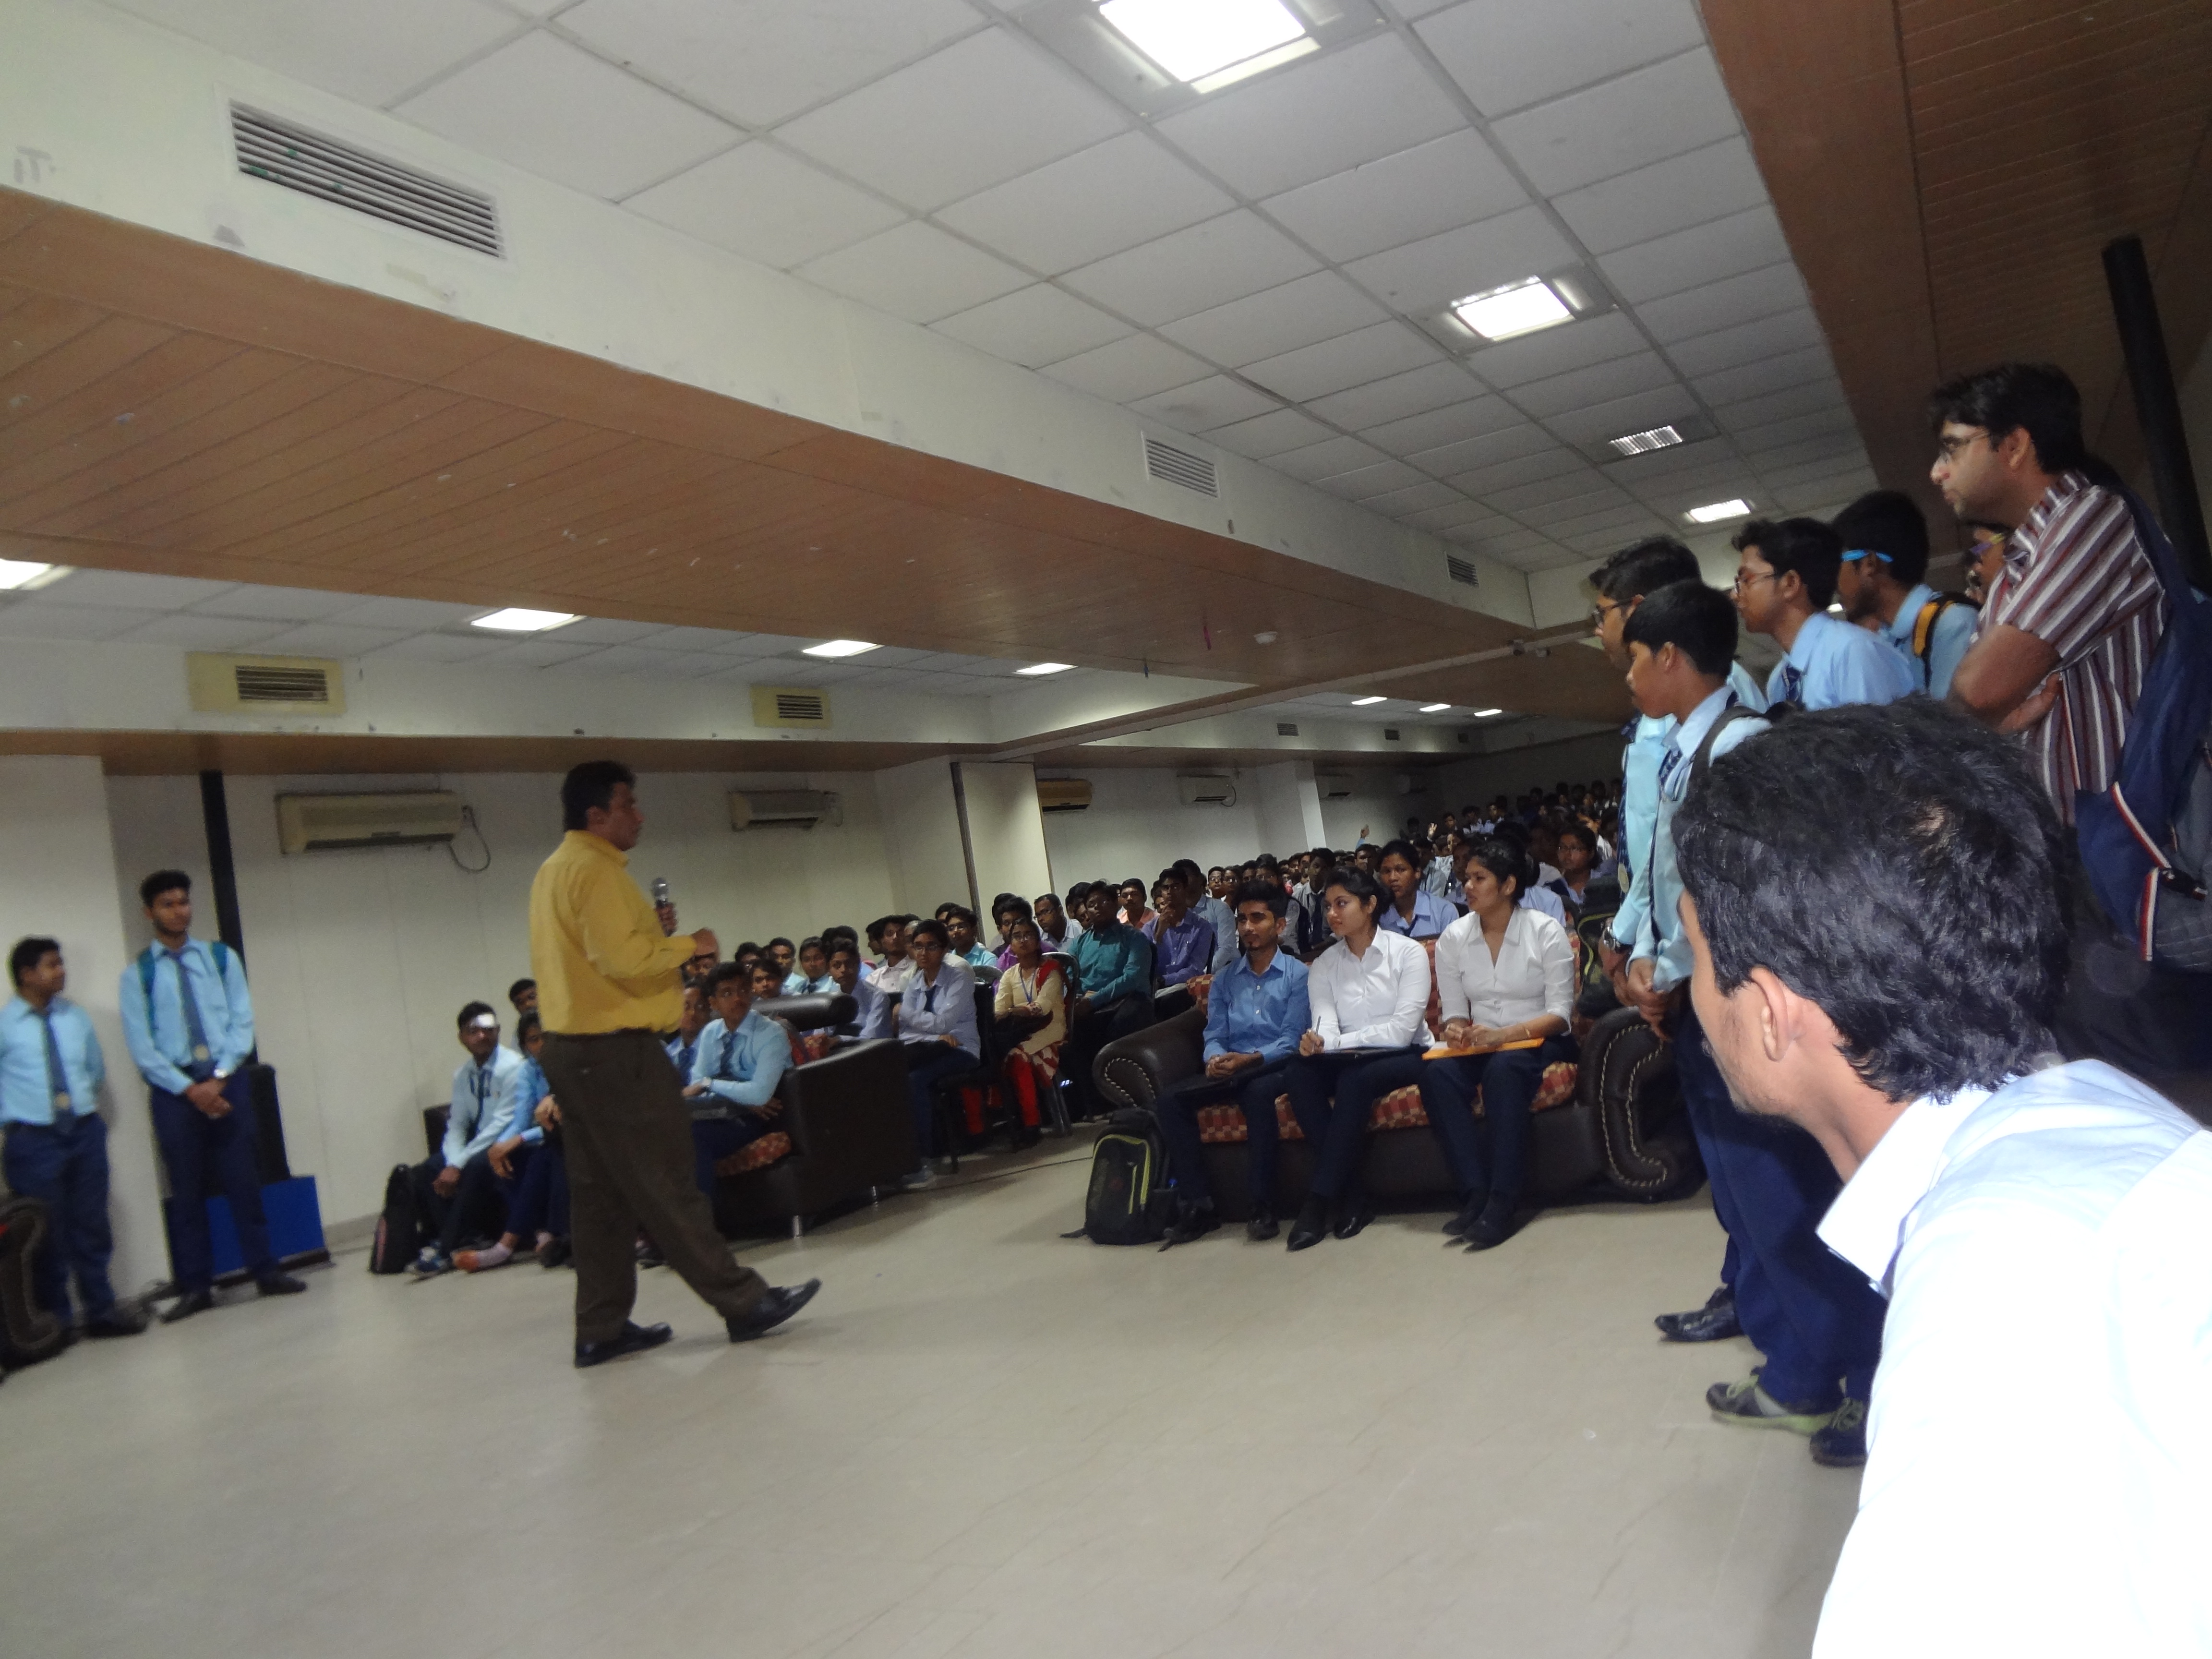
[775,1039,916,1171]
[1094,1005,1207,1111]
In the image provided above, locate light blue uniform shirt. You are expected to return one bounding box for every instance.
[1614,661,1765,952]
[118,938,254,1095]
[1202,950,1310,1066]
[0,996,104,1126]
[1882,582,1977,700]
[1377,888,1454,939]
[690,1010,789,1115]
[446,1047,526,1168]
[895,963,980,1058]
[506,1054,550,1145]
[847,974,892,1041]
[1194,894,1238,973]
[1768,611,1915,709]
[782,972,836,996]
[1632,688,1771,991]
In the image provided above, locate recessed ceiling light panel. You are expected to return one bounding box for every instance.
[1472,707,1503,718]
[802,638,879,658]
[1419,702,1451,713]
[1016,661,1073,676]
[1351,694,1387,706]
[1685,498,1752,525]
[1608,424,1683,457]
[472,607,579,632]
[1097,0,1308,85]
[0,559,62,592]
[1451,276,1575,342]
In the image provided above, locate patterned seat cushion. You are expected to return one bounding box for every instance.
[713,1131,792,1177]
[1193,1063,1577,1145]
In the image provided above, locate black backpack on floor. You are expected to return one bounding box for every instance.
[368,1165,421,1274]
[1066,1109,1174,1245]
[0,1197,65,1368]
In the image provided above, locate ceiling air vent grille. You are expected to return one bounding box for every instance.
[1446,554,1479,587]
[1144,436,1218,498]
[1276,722,1299,736]
[231,105,501,256]
[1384,728,1402,741]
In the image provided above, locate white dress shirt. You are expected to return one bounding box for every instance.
[1303,929,1431,1051]
[1432,909,1574,1031]
[1812,1060,2212,1659]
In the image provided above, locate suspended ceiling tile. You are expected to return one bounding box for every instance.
[794,220,1028,324]
[1315,458,1429,499]
[1731,406,1859,455]
[1712,376,1849,433]
[624,143,907,270]
[114,613,286,651]
[1038,333,1213,403]
[1240,321,1444,403]
[559,0,982,129]
[1487,471,1616,514]
[491,638,609,669]
[1400,499,1504,532]
[189,586,363,623]
[1545,385,1698,447]
[1638,264,1810,344]
[1265,434,1390,482]
[772,28,1125,212]
[1690,345,1838,409]
[1126,375,1278,434]
[1360,480,1464,515]
[1551,136,1769,256]
[934,132,1233,276]
[1416,0,1707,118]
[0,602,161,641]
[366,632,512,663]
[395,32,739,200]
[1748,433,1868,473]
[1597,205,1790,305]
[1406,420,1559,479]
[1488,48,1738,196]
[932,285,1131,369]
[1342,204,1576,316]
[1506,350,1679,419]
[101,0,520,108]
[1443,444,1591,497]
[252,622,413,656]
[1306,361,1488,430]
[554,617,677,646]
[1059,211,1319,327]
[1152,33,1464,200]
[1360,396,1520,458]
[1463,312,1645,391]
[1259,131,1528,264]
[40,569,237,609]
[1662,306,1826,378]
[1156,272,1387,368]
[1204,407,1336,460]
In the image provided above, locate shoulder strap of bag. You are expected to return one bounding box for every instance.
[1689,703,1764,791]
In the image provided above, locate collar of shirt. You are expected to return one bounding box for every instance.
[1667,685,1738,771]
[1783,609,1842,673]
[1885,582,1941,649]
[1227,949,1290,986]
[1816,1088,1994,1288]
[2008,469,2092,570]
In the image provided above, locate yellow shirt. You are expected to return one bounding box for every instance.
[528,831,696,1034]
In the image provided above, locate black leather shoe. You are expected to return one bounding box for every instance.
[161,1290,214,1324]
[1461,1197,1519,1251]
[1656,1285,1741,1343]
[1332,1203,1376,1240]
[574,1321,674,1368]
[636,1242,667,1269]
[84,1307,148,1338]
[256,1272,308,1297]
[1443,1194,1486,1238]
[1245,1205,1279,1242]
[727,1279,821,1342]
[1285,1198,1331,1252]
[1011,1123,1043,1151]
[1159,1202,1220,1250]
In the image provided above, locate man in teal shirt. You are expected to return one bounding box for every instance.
[1062,882,1156,1117]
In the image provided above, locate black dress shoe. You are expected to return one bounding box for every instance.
[85,1307,148,1338]
[256,1272,308,1297]
[1285,1197,1331,1252]
[1011,1124,1043,1151]
[1655,1285,1742,1343]
[574,1321,674,1368]
[1443,1194,1487,1238]
[1245,1205,1279,1242]
[161,1290,214,1324]
[727,1279,821,1342]
[1460,1197,1520,1252]
[1159,1202,1220,1250]
[1332,1203,1376,1240]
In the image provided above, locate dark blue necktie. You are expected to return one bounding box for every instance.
[1772,663,1803,706]
[720,1027,738,1078]
[168,948,216,1080]
[39,1008,73,1121]
[923,981,940,1013]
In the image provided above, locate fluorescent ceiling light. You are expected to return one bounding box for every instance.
[1685,498,1752,524]
[1419,703,1451,713]
[1351,695,1387,707]
[1472,707,1503,718]
[1608,424,1683,457]
[802,638,878,658]
[1098,0,1310,88]
[1017,661,1073,676]
[1451,276,1574,342]
[0,559,58,591]
[471,607,578,632]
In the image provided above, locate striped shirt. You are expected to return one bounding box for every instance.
[1981,472,2165,824]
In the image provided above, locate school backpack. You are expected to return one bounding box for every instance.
[2072,487,2212,970]
[368,1164,422,1274]
[1909,591,1978,684]
[0,1197,65,1369]
[135,939,234,1016]
[1065,1108,1174,1245]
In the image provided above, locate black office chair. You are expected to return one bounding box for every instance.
[926,984,1031,1171]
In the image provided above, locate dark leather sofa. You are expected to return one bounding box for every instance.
[709,992,915,1238]
[1091,1003,1698,1221]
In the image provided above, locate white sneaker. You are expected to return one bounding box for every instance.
[895,1166,938,1190]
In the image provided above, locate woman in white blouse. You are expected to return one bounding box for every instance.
[1424,836,1575,1249]
[1282,865,1432,1251]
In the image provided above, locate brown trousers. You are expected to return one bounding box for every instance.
[539,1030,767,1344]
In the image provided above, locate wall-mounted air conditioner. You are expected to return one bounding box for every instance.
[1176,773,1236,807]
[1315,774,1354,799]
[729,790,840,831]
[276,791,461,854]
[1036,779,1093,813]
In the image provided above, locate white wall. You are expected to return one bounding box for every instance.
[1434,732,1630,810]
[957,763,1054,914]
[874,758,973,916]
[104,766,899,1228]
[0,757,170,1297]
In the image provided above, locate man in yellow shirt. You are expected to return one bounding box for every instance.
[530,761,819,1367]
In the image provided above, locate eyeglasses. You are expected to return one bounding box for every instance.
[1935,428,1989,462]
[1731,570,1780,594]
[1589,598,1625,628]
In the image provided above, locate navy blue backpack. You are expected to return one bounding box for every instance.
[2072,488,2212,970]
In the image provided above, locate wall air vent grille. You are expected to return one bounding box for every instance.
[1276,722,1299,736]
[236,664,334,704]
[1143,437,1218,497]
[186,652,345,715]
[1383,728,1402,741]
[752,685,830,727]
[231,105,501,256]
[1446,554,1479,587]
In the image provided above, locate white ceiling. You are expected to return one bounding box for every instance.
[99,0,1878,574]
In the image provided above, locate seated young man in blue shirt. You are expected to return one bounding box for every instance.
[1142,873,1216,990]
[410,1002,529,1275]
[1156,883,1312,1246]
[684,961,788,1200]
[1061,881,1156,1118]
